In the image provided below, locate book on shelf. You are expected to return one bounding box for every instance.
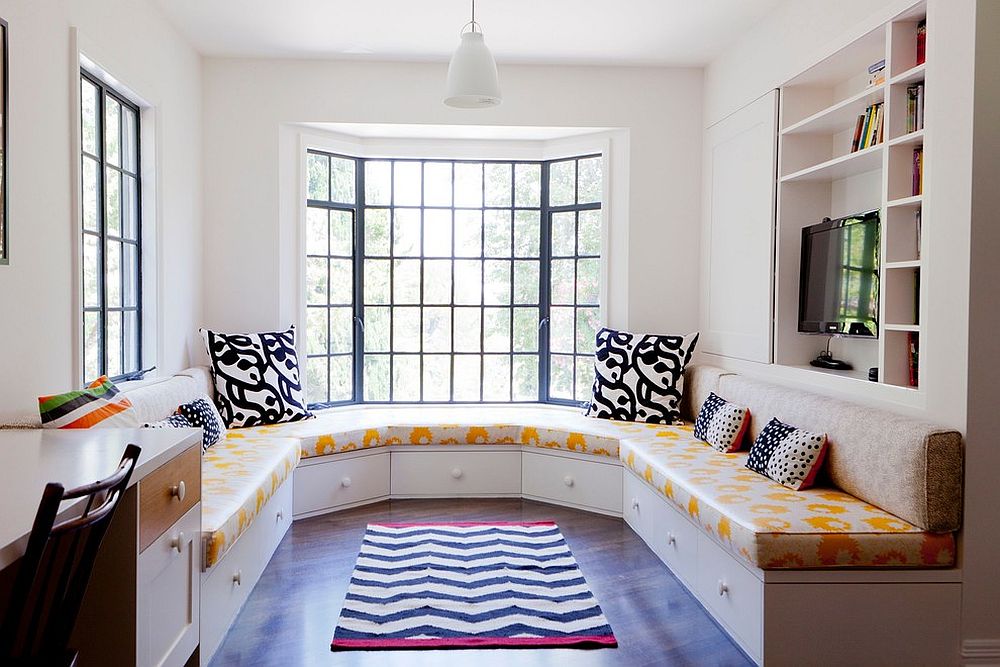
[916,19,927,66]
[868,59,886,87]
[852,103,884,152]
[907,332,919,388]
[913,147,924,195]
[915,208,922,259]
[906,83,925,133]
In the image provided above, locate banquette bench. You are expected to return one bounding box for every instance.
[118,364,964,666]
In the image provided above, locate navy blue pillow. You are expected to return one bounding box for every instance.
[177,397,227,450]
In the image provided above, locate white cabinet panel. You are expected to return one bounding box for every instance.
[391,451,521,496]
[522,451,622,515]
[294,452,390,517]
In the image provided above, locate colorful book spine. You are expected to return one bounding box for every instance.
[915,209,922,259]
[851,114,865,152]
[908,332,919,387]
[913,147,924,195]
[916,20,927,66]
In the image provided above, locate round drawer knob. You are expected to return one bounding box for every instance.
[341,476,352,488]
[233,570,243,586]
[631,498,639,511]
[667,532,676,546]
[171,480,186,502]
[171,532,185,554]
[276,510,284,521]
[718,580,729,597]
[563,475,574,487]
[451,467,463,479]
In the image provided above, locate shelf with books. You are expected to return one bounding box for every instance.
[779,144,883,183]
[881,330,920,389]
[781,84,885,136]
[888,129,924,147]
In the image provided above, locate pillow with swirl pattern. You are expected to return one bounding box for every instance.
[584,328,699,424]
[199,325,313,428]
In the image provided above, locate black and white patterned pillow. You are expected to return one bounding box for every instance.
[584,328,699,424]
[694,392,750,452]
[177,397,227,450]
[746,417,828,490]
[145,414,193,429]
[200,326,313,428]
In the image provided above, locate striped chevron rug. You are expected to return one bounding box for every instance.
[330,521,617,650]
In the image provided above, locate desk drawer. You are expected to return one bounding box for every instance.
[391,451,521,496]
[139,445,201,552]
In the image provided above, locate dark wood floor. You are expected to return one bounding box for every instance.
[210,499,753,667]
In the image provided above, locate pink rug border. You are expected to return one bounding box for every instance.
[371,521,557,528]
[331,634,618,649]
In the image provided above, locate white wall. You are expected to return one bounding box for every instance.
[0,0,203,418]
[200,60,703,341]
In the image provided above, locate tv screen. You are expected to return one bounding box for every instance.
[798,210,880,337]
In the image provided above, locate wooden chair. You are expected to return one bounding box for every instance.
[0,444,141,666]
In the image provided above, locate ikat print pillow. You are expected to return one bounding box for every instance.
[200,325,313,428]
[585,328,699,424]
[746,417,828,491]
[177,396,227,450]
[694,392,751,453]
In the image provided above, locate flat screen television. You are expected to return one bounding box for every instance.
[798,210,880,337]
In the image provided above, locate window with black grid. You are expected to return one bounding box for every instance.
[80,71,142,382]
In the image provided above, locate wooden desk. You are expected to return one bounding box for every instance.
[0,428,202,666]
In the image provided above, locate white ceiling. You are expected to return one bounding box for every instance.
[153,0,783,66]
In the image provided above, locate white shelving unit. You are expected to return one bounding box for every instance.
[774,1,927,390]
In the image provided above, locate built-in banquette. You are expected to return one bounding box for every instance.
[118,364,963,666]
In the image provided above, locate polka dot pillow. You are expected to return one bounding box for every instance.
[745,417,828,491]
[176,396,227,451]
[693,392,751,452]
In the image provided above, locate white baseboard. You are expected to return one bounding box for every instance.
[963,639,1000,663]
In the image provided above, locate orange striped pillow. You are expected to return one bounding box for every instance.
[38,376,141,429]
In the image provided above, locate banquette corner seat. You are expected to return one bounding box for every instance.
[119,364,963,666]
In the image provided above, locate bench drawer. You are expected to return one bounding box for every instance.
[696,532,763,662]
[294,452,389,517]
[623,470,698,584]
[522,452,622,514]
[139,445,201,552]
[391,451,521,496]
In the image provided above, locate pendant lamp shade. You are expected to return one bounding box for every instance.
[444,30,502,108]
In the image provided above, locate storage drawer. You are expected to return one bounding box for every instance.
[522,451,622,514]
[623,470,698,584]
[139,445,201,552]
[258,479,293,561]
[138,503,200,667]
[391,451,521,496]
[294,452,389,517]
[696,532,764,661]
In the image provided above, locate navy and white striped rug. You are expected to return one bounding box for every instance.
[330,521,617,650]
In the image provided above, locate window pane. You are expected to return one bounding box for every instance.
[549,160,575,207]
[454,355,481,401]
[513,260,539,304]
[424,162,452,207]
[106,241,122,308]
[123,309,139,375]
[512,355,538,401]
[365,161,391,205]
[514,163,540,208]
[576,258,601,305]
[423,209,452,257]
[454,162,483,208]
[331,157,356,204]
[306,307,328,354]
[330,355,353,401]
[364,355,390,401]
[306,208,328,255]
[364,306,390,352]
[306,357,329,404]
[121,106,138,173]
[485,163,512,207]
[393,161,422,207]
[454,308,481,352]
[454,260,482,305]
[513,307,538,352]
[106,310,123,378]
[550,259,575,305]
[364,259,390,304]
[331,210,353,256]
[483,308,511,352]
[552,212,575,256]
[550,354,574,400]
[122,243,138,308]
[306,258,328,305]
[84,312,101,382]
[423,355,451,401]
[330,306,353,353]
[105,168,121,236]
[82,157,100,231]
[483,260,511,306]
[578,209,601,256]
[422,306,451,353]
[578,156,602,204]
[423,259,452,305]
[575,357,594,403]
[393,355,420,401]
[550,306,575,354]
[365,208,390,256]
[392,306,420,352]
[308,153,330,201]
[576,307,600,354]
[81,79,99,156]
[105,97,121,167]
[83,235,100,308]
[454,210,482,257]
[122,176,138,241]
[393,259,420,304]
[392,209,420,257]
[513,210,540,257]
[484,210,511,257]
[483,355,511,401]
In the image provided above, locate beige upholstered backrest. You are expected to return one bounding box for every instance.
[716,374,963,532]
[681,365,734,422]
[119,366,214,424]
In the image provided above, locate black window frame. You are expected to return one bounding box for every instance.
[305,151,602,409]
[80,70,143,383]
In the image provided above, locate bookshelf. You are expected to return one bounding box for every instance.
[774,1,927,391]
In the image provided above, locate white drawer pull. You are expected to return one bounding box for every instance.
[667,532,676,546]
[451,467,463,479]
[233,570,243,586]
[170,532,184,554]
[276,510,284,521]
[631,497,639,511]
[718,580,729,597]
[563,475,574,487]
[170,480,186,502]
[341,476,352,488]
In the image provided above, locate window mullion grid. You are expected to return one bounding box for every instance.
[97,84,108,379]
[354,159,365,404]
[448,162,456,402]
[538,161,552,404]
[418,162,425,402]
[388,163,395,403]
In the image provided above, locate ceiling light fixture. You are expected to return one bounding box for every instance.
[444,0,501,108]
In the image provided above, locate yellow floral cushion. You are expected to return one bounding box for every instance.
[619,425,955,569]
[201,434,301,568]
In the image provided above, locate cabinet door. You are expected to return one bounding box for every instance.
[700,90,778,363]
[138,503,201,667]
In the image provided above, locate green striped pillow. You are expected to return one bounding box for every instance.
[38,376,141,429]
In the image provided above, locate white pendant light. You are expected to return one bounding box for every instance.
[444,0,501,108]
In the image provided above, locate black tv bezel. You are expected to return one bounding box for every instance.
[797,209,881,338]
